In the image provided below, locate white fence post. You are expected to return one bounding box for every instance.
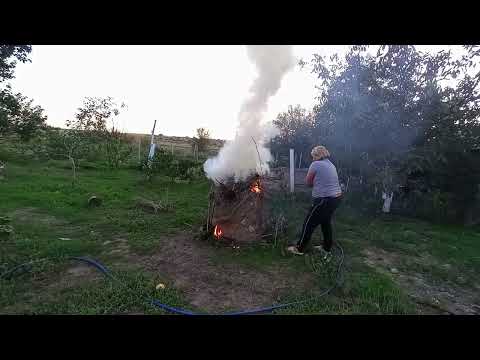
[290,148,295,193]
[147,120,157,163]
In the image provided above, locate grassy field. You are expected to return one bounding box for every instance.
[1,151,479,315]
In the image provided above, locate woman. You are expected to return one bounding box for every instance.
[287,145,342,259]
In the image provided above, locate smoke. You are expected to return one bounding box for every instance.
[204,45,295,181]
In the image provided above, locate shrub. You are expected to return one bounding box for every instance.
[142,148,204,182]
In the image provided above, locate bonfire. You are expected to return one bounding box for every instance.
[204,173,269,245]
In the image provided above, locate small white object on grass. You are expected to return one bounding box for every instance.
[156,283,166,290]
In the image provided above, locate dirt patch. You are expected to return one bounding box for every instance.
[118,232,319,313]
[101,237,131,257]
[362,247,480,315]
[48,262,102,292]
[362,248,403,271]
[10,207,68,226]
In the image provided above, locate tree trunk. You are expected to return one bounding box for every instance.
[69,155,76,187]
[464,184,480,226]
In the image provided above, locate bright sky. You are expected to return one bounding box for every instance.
[10,45,459,140]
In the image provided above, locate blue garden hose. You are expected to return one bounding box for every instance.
[1,243,344,315]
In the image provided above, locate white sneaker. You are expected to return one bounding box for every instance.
[287,246,304,256]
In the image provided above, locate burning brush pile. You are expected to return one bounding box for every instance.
[205,174,267,245]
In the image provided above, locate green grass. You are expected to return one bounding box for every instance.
[0,161,210,253]
[341,214,480,286]
[1,151,479,315]
[275,269,415,315]
[1,265,188,315]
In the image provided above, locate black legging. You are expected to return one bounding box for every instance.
[296,196,342,253]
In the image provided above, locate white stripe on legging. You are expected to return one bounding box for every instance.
[298,199,325,249]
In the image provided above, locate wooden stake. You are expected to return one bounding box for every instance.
[251,137,263,175]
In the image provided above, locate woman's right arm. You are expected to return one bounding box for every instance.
[305,164,316,187]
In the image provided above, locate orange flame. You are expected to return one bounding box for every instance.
[213,225,223,239]
[250,181,262,194]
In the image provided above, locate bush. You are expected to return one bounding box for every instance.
[142,148,205,182]
[101,128,133,169]
[408,190,458,223]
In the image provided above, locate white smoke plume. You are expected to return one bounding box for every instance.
[204,45,295,182]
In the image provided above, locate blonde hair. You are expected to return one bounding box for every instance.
[311,145,330,160]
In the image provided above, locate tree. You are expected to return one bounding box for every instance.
[270,105,314,165]
[402,46,480,223]
[66,96,130,169]
[67,96,125,134]
[0,85,47,140]
[54,97,130,185]
[0,45,32,83]
[0,46,46,140]
[192,127,211,154]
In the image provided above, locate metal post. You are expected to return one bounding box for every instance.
[147,120,157,163]
[150,120,156,146]
[290,148,294,193]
